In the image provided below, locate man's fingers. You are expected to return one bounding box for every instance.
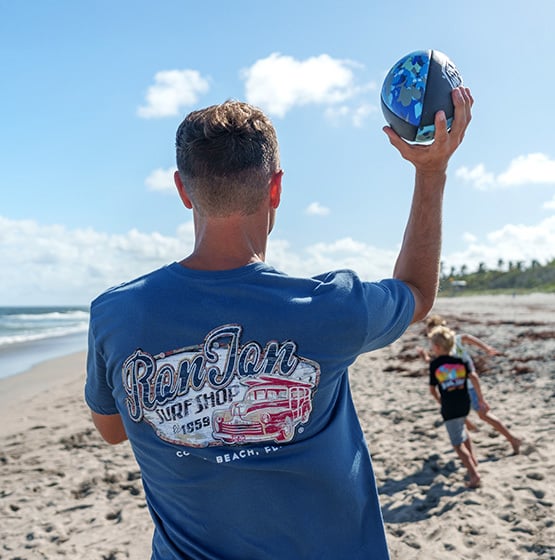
[433,110,449,143]
[382,126,410,157]
[449,87,473,140]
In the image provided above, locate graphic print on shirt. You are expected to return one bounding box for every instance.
[121,324,320,447]
[435,363,466,392]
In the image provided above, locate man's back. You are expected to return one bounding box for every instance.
[86,92,473,558]
[86,262,414,559]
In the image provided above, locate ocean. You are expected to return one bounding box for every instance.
[0,306,89,380]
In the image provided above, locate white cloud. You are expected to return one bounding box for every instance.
[145,167,176,192]
[351,103,377,128]
[325,102,377,127]
[456,153,555,190]
[0,217,397,305]
[268,237,397,280]
[497,153,555,186]
[543,195,555,210]
[442,216,555,272]
[242,53,364,117]
[138,70,210,118]
[305,202,330,216]
[0,217,194,305]
[2,213,553,306]
[324,105,350,122]
[455,163,495,189]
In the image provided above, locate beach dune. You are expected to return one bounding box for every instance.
[1,294,554,559]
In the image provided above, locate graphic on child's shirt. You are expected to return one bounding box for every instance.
[435,362,466,392]
[121,324,320,447]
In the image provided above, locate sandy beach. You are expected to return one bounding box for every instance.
[1,294,554,559]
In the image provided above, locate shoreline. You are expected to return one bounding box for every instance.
[0,350,88,437]
[0,331,87,381]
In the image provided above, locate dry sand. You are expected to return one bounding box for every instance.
[1,293,554,559]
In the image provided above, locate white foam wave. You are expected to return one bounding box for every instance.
[0,322,88,347]
[1,310,89,323]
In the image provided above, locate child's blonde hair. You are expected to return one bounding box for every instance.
[428,325,455,354]
[426,314,447,331]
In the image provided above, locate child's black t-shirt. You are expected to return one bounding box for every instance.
[429,355,471,421]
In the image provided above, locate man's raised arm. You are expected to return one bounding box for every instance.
[385,87,474,322]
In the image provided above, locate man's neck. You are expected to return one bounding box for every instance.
[179,213,270,271]
[179,252,264,271]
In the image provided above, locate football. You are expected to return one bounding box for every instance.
[381,50,463,143]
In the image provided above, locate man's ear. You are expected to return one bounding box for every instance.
[269,170,283,209]
[174,170,193,209]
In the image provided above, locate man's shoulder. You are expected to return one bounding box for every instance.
[91,265,169,308]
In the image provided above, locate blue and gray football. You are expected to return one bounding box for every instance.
[381,50,463,143]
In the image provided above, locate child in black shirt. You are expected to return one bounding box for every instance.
[429,326,488,488]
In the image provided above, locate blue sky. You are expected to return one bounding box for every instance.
[1,0,554,305]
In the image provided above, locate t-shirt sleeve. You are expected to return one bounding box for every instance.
[84,321,119,415]
[309,271,414,358]
[429,361,438,386]
[358,277,415,353]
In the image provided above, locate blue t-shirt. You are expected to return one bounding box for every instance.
[85,262,414,560]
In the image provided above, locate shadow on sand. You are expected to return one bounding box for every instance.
[378,454,467,523]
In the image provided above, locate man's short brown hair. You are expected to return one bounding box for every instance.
[175,100,280,216]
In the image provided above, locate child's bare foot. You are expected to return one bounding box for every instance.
[511,438,522,455]
[465,475,481,489]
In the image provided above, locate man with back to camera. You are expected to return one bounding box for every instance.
[85,87,473,559]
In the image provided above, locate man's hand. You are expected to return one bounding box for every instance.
[383,87,473,174]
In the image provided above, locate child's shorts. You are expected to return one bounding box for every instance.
[444,416,468,446]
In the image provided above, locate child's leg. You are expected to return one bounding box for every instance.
[465,417,479,432]
[445,417,481,487]
[454,443,481,488]
[463,435,478,468]
[476,409,521,454]
[466,385,480,433]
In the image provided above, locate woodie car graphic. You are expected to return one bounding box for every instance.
[212,375,314,444]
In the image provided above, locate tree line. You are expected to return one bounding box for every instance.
[439,258,555,294]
